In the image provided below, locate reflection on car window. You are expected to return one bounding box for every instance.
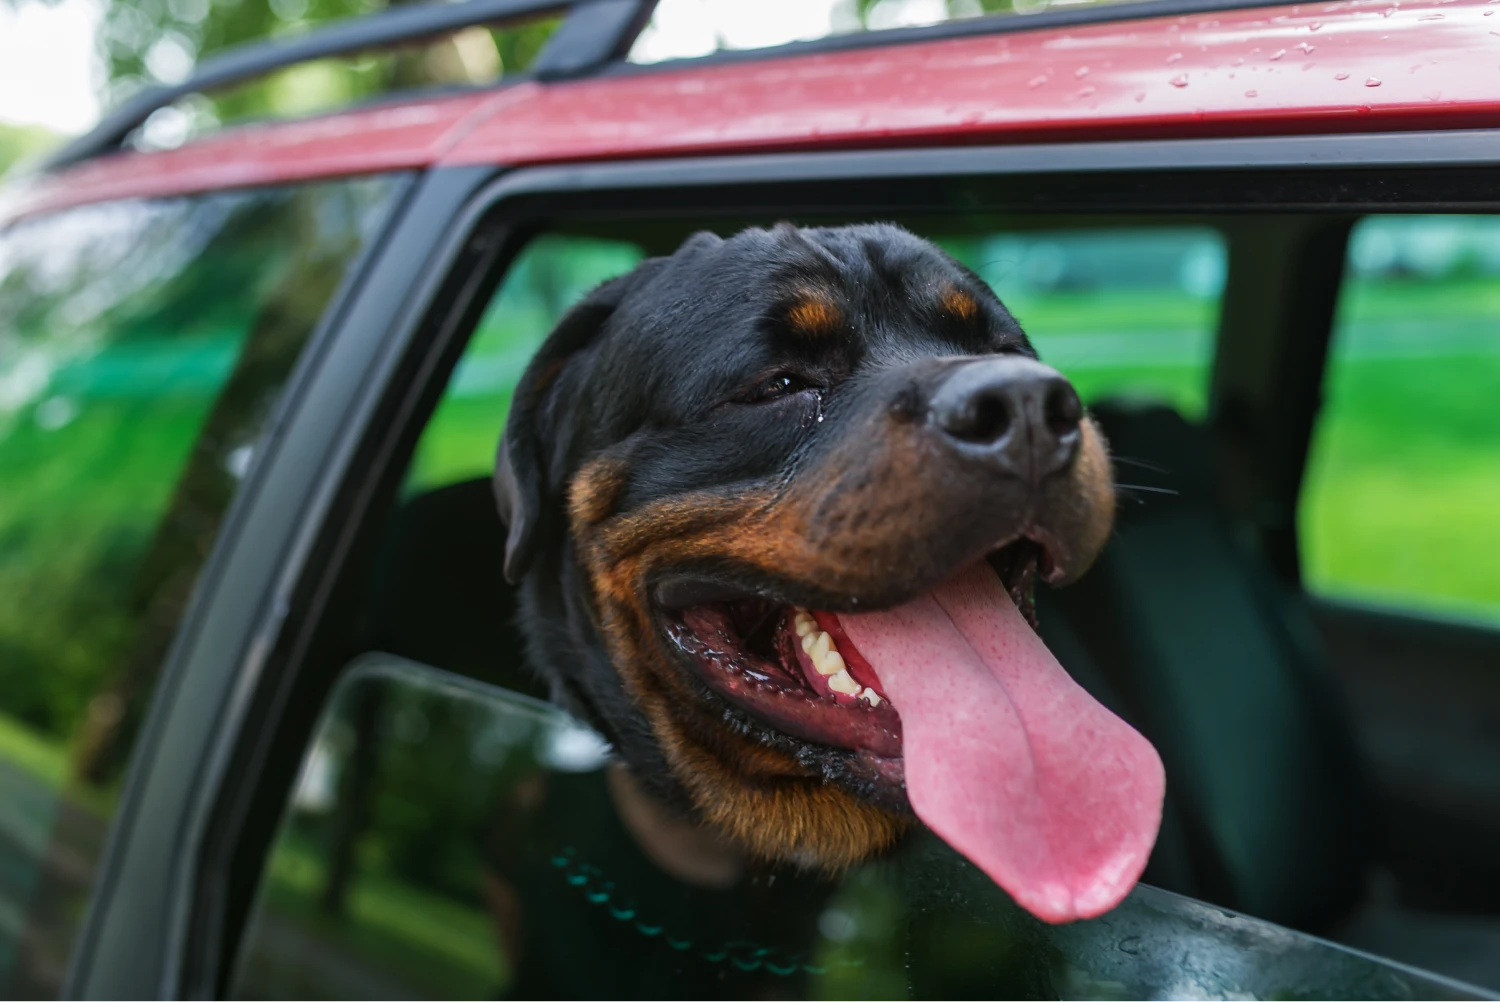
[405,235,645,493]
[1302,215,1500,622]
[0,177,400,997]
[231,656,1478,1000]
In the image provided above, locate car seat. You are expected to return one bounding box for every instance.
[1037,399,1370,932]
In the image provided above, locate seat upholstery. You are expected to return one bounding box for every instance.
[1038,400,1370,931]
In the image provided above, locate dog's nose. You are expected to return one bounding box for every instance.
[929,356,1083,480]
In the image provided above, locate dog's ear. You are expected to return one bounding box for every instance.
[494,264,656,583]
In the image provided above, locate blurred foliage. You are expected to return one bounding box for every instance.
[0,0,558,144]
[0,122,61,175]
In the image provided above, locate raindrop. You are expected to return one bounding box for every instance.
[1077,85,1096,97]
[1365,76,1382,86]
[1134,92,1147,101]
[1245,88,1259,97]
[1419,11,1444,18]
[1028,74,1049,88]
[1075,66,1090,77]
[1309,20,1323,29]
[1169,73,1190,87]
[1166,52,1184,63]
[1335,71,1351,79]
[1270,48,1287,60]
[1297,41,1316,52]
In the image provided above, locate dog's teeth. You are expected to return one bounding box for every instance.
[816,650,845,677]
[794,612,816,638]
[801,632,817,654]
[859,687,882,706]
[809,631,832,663]
[827,669,861,695]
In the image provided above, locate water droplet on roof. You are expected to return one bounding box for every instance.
[1309,20,1323,29]
[1075,66,1090,78]
[1335,71,1351,79]
[1169,74,1190,87]
[1245,89,1259,97]
[1270,48,1287,60]
[1365,76,1382,86]
[1419,11,1444,18]
[1076,85,1096,97]
[1297,41,1316,53]
[1134,92,1147,102]
[1166,52,1184,63]
[1027,74,1049,89]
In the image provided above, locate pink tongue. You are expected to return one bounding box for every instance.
[840,561,1165,923]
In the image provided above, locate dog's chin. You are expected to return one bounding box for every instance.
[647,537,1046,826]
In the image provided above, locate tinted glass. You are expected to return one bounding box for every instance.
[1301,215,1500,622]
[0,177,400,995]
[232,657,1481,1000]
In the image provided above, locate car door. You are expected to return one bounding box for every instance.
[58,132,1500,998]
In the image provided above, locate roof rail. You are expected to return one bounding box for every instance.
[41,0,658,172]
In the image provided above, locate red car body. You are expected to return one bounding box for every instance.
[5,0,1499,223]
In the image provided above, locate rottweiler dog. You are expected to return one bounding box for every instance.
[495,223,1165,923]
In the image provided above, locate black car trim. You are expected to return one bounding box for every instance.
[72,128,1500,998]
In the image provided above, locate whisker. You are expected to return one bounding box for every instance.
[1114,483,1181,496]
[1112,455,1172,474]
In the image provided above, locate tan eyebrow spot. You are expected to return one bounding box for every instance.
[940,287,978,322]
[786,291,844,337]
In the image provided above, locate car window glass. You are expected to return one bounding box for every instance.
[230,655,1475,1000]
[1301,215,1500,623]
[0,177,400,997]
[405,235,646,493]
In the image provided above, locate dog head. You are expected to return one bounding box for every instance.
[497,224,1164,922]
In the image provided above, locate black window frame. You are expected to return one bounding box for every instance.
[63,128,1500,999]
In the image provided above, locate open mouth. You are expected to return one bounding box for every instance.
[658,539,1043,766]
[655,537,1164,925]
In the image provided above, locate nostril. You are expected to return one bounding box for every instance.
[944,388,1011,443]
[1044,382,1083,437]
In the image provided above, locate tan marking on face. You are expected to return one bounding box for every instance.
[568,455,628,527]
[786,291,844,338]
[940,286,978,322]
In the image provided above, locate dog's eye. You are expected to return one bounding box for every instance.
[744,373,815,403]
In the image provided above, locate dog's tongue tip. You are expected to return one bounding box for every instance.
[840,562,1165,924]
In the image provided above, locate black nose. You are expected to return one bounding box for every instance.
[929,356,1083,481]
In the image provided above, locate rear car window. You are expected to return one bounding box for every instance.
[0,176,400,996]
[1301,215,1500,623]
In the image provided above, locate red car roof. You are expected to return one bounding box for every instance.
[4,0,1498,224]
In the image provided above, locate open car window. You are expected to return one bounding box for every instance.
[230,655,1477,999]
[220,213,1498,998]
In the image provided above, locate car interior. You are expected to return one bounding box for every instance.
[217,205,1500,998]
